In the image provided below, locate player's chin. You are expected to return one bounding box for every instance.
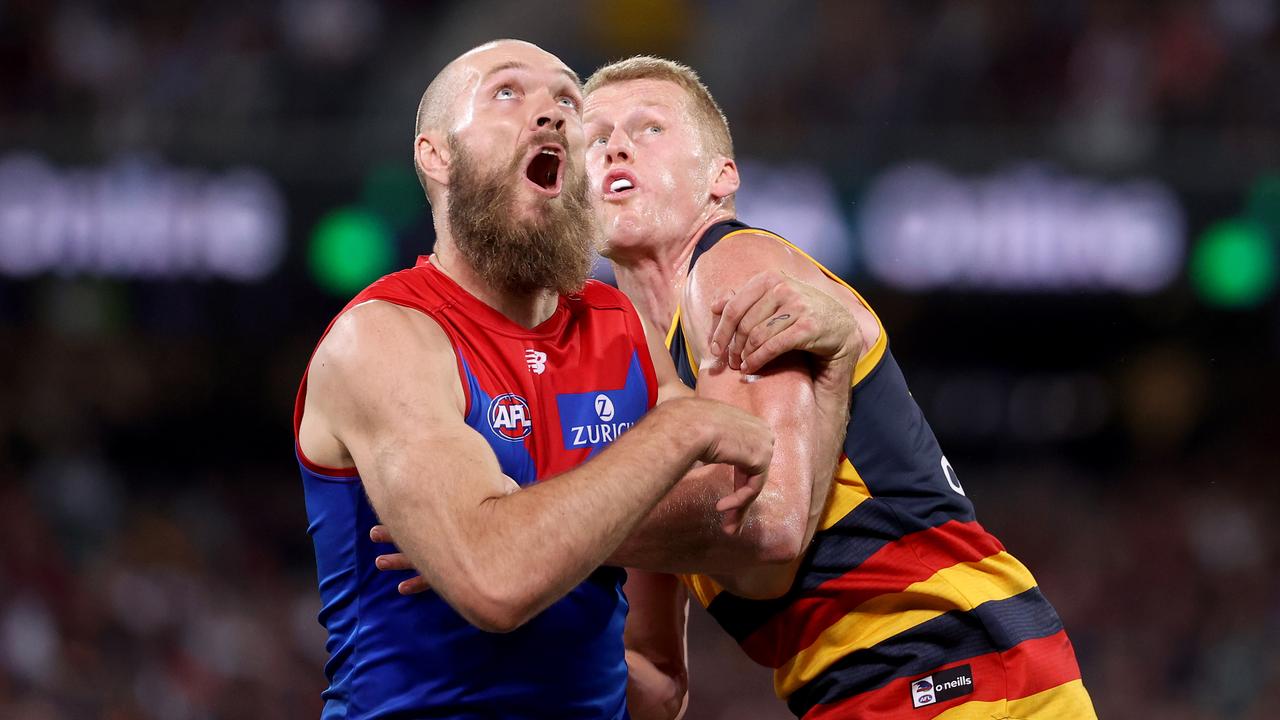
[510,189,555,218]
[603,216,650,251]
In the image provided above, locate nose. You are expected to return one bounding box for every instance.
[605,126,631,163]
[535,113,564,132]
[531,91,566,133]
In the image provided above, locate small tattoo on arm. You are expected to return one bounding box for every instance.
[767,313,791,327]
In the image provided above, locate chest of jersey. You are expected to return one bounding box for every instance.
[447,305,655,485]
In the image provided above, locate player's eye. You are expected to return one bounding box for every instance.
[590,136,608,147]
[495,87,516,100]
[558,96,578,110]
[644,125,662,134]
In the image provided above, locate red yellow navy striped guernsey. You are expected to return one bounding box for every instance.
[666,220,1097,718]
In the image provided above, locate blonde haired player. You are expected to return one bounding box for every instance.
[579,56,1098,719]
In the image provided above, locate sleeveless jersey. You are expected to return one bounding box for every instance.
[668,221,1095,719]
[294,256,658,719]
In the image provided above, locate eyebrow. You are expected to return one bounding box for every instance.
[483,60,582,89]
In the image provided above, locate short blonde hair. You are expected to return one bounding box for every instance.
[585,56,734,160]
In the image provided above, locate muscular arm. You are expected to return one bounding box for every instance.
[608,314,798,574]
[613,235,863,596]
[300,300,771,632]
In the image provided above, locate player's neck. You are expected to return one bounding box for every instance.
[611,209,736,335]
[430,240,559,330]
[612,255,687,336]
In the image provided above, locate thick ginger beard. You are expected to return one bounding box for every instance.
[446,133,598,296]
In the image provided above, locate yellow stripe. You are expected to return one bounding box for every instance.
[679,460,867,608]
[662,304,701,380]
[816,458,870,532]
[664,305,682,348]
[775,552,1038,698]
[680,572,723,608]
[717,228,888,387]
[680,307,699,380]
[927,679,1097,720]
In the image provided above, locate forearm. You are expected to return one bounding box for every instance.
[800,363,852,545]
[610,463,766,573]
[613,368,840,574]
[449,407,706,625]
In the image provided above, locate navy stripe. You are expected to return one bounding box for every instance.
[786,587,1065,717]
[705,498,900,642]
[705,492,978,643]
[668,219,755,388]
[842,351,976,527]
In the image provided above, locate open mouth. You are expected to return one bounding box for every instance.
[602,169,638,200]
[525,147,563,195]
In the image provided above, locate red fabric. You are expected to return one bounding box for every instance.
[802,630,1084,720]
[293,255,658,480]
[742,520,1006,667]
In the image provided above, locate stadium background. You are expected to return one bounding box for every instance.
[2,1,1279,717]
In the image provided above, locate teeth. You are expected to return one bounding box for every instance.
[610,178,633,192]
[541,149,557,156]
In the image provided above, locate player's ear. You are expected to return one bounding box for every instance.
[709,157,739,202]
[415,132,451,187]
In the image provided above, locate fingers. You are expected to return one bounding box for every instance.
[374,552,414,571]
[740,319,812,374]
[369,524,393,544]
[698,403,774,472]
[737,314,802,374]
[726,293,784,371]
[709,272,774,359]
[720,506,747,536]
[398,577,432,595]
[716,469,767,534]
[374,551,432,595]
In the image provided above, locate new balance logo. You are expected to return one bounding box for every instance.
[525,349,547,375]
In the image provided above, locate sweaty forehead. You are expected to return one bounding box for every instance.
[585,79,687,118]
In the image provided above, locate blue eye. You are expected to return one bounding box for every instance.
[559,96,578,110]
[645,125,662,134]
[495,87,516,100]
[590,136,607,146]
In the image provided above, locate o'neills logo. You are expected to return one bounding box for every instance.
[568,394,634,447]
[909,664,974,709]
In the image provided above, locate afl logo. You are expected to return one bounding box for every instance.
[594,394,615,422]
[488,393,533,442]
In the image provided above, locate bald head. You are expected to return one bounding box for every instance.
[413,40,581,197]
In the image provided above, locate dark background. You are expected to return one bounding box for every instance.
[2,1,1279,718]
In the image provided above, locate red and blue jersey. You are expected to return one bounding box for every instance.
[293,256,658,719]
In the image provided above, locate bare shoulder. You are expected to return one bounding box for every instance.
[310,300,464,416]
[685,229,882,349]
[685,231,824,304]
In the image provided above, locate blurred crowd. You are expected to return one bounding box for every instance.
[3,0,1280,718]
[2,0,1278,184]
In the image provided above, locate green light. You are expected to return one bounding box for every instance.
[309,207,395,296]
[361,163,426,231]
[1189,218,1277,309]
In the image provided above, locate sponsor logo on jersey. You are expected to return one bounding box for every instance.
[555,351,650,453]
[910,665,974,709]
[488,393,533,442]
[525,349,547,375]
[558,391,641,451]
[594,394,615,422]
